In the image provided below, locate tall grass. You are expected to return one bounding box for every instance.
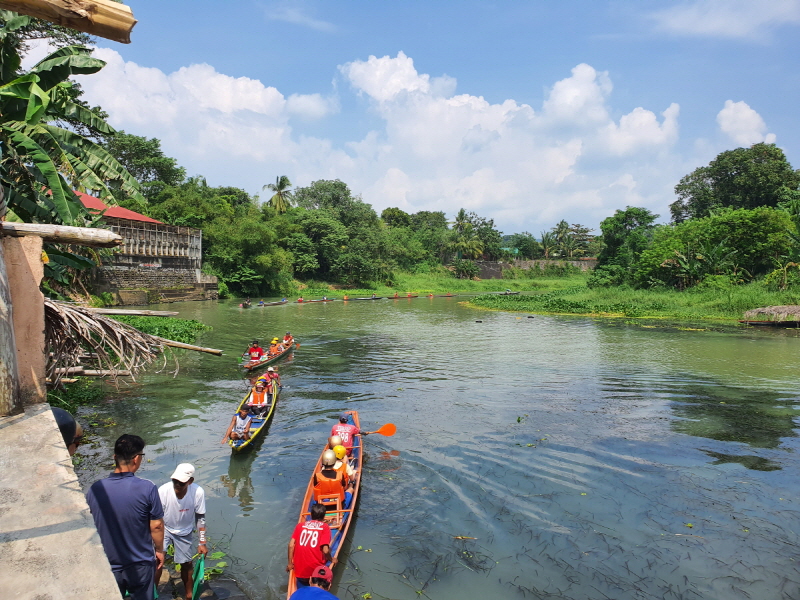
[469,281,800,321]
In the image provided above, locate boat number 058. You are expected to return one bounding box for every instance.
[299,529,320,547]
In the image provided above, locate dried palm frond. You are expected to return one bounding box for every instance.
[743,305,800,322]
[44,298,168,386]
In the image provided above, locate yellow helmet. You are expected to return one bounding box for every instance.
[333,445,347,460]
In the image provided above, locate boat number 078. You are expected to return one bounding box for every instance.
[299,529,319,547]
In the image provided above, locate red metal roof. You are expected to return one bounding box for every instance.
[76,192,162,224]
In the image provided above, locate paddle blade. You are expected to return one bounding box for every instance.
[372,423,396,436]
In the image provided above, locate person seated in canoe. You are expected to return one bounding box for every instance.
[283,332,293,346]
[333,445,357,483]
[407,292,413,298]
[297,296,304,303]
[331,412,369,456]
[371,293,377,299]
[343,294,348,300]
[287,503,335,588]
[322,295,328,300]
[314,450,354,509]
[247,380,270,416]
[258,299,265,306]
[244,340,264,361]
[259,366,280,388]
[222,407,252,443]
[267,338,280,356]
[393,291,399,298]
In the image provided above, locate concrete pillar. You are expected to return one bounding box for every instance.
[4,236,46,405]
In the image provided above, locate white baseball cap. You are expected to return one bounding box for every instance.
[171,463,195,483]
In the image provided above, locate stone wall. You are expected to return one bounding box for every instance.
[474,258,598,279]
[92,266,218,305]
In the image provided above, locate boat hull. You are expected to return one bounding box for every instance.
[286,411,362,597]
[240,341,294,371]
[228,381,279,452]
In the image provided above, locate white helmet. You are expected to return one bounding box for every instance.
[329,436,343,447]
[321,450,336,467]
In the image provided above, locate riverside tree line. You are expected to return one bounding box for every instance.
[2,13,799,299]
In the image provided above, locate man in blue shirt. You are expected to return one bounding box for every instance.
[86,434,165,600]
[289,565,339,599]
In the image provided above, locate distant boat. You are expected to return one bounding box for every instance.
[739,320,800,328]
[298,298,336,303]
[258,300,289,307]
[496,291,520,295]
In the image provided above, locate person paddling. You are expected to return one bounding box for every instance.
[331,412,369,457]
[244,340,264,362]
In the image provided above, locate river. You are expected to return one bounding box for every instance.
[75,297,800,600]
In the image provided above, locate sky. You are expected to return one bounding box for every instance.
[61,0,800,235]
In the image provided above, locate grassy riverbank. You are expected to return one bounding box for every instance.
[296,272,799,323]
[467,278,800,322]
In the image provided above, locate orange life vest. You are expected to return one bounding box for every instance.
[313,468,345,501]
[250,388,268,406]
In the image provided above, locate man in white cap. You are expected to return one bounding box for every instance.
[157,464,207,600]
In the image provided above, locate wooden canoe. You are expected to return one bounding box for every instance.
[228,379,279,452]
[497,291,520,295]
[240,340,295,371]
[286,411,363,597]
[258,300,289,307]
[297,298,336,303]
[348,296,384,300]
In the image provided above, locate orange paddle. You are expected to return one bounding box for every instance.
[367,423,396,436]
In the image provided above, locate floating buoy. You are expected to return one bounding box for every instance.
[476,320,483,323]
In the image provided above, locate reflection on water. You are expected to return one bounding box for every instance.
[76,299,800,600]
[670,381,799,450]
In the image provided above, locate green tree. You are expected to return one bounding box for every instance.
[670,143,800,223]
[103,131,185,205]
[596,206,659,271]
[381,206,411,228]
[540,231,557,259]
[636,207,791,288]
[507,232,541,259]
[262,175,293,214]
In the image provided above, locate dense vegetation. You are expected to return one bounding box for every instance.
[110,316,210,344]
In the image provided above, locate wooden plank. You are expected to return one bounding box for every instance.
[86,308,179,317]
[0,0,137,44]
[153,336,223,356]
[0,222,122,248]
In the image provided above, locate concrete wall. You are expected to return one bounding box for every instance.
[3,235,46,405]
[0,404,121,599]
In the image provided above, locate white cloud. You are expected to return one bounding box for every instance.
[650,0,800,40]
[76,48,734,232]
[263,3,336,32]
[716,100,776,145]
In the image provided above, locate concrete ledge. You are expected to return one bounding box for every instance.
[0,404,120,599]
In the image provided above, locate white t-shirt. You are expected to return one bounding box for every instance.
[158,482,206,536]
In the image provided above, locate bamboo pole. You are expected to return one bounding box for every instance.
[0,0,137,44]
[153,336,223,356]
[0,239,22,416]
[85,308,179,317]
[0,222,122,248]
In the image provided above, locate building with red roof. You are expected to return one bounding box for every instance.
[78,192,217,304]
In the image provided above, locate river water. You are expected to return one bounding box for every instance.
[75,297,800,600]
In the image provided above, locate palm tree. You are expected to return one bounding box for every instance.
[262,175,293,214]
[540,231,557,259]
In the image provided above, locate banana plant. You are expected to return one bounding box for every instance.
[0,11,145,226]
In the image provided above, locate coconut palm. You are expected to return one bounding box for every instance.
[540,231,557,259]
[262,175,293,214]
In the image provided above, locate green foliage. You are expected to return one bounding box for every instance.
[587,264,627,288]
[671,143,800,223]
[506,232,541,259]
[526,262,582,278]
[381,207,411,228]
[262,175,293,214]
[102,131,186,204]
[216,281,229,299]
[451,258,479,279]
[111,316,210,344]
[636,207,791,288]
[48,377,104,412]
[596,206,658,273]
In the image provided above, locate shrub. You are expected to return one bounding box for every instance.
[587,265,627,288]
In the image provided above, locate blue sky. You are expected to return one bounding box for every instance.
[67,0,800,235]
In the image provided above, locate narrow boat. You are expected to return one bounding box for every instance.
[240,340,295,371]
[298,298,336,303]
[228,379,279,452]
[258,300,289,307]
[391,294,419,299]
[496,291,520,295]
[286,411,363,597]
[349,296,384,300]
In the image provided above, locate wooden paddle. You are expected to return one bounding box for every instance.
[366,423,396,436]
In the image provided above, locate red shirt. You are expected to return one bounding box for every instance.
[249,347,264,360]
[291,520,331,578]
[331,423,359,453]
